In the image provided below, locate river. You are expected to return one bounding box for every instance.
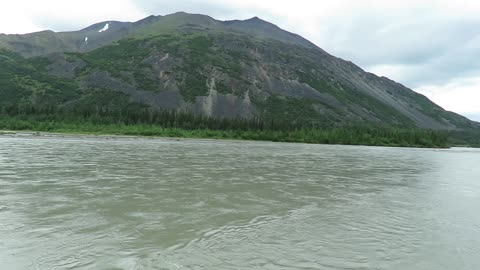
[1,135,479,269]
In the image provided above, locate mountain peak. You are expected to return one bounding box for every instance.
[133,15,162,26]
[165,11,215,20]
[242,16,273,26]
[0,12,476,131]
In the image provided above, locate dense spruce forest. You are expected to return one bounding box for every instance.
[0,104,449,148]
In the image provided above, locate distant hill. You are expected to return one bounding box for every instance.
[1,12,478,130]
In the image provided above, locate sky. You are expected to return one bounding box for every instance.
[1,0,479,121]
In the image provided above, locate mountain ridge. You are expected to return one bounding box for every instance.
[0,12,320,57]
[0,12,478,131]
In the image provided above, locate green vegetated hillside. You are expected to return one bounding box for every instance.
[0,12,478,147]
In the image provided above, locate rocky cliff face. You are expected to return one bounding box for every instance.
[0,12,477,130]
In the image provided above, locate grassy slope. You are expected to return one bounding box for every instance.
[0,49,80,109]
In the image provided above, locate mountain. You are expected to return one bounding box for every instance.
[0,12,478,130]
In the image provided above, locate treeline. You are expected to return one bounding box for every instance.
[0,105,449,148]
[0,104,317,131]
[447,129,480,147]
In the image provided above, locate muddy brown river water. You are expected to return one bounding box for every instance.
[1,135,479,269]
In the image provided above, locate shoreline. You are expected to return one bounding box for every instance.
[0,129,451,149]
[0,130,186,141]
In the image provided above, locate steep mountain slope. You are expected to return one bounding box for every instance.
[0,12,477,130]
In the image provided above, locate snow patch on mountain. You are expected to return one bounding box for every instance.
[84,37,88,44]
[98,23,109,33]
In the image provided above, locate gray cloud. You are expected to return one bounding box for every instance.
[464,113,480,122]
[30,18,87,32]
[325,18,480,66]
[302,11,480,88]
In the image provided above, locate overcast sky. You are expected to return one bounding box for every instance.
[1,0,479,121]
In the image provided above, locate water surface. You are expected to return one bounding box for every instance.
[1,135,479,269]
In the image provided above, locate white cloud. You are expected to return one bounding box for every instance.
[0,2,42,34]
[417,77,480,121]
[0,0,145,33]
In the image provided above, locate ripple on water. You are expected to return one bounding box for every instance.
[0,137,480,270]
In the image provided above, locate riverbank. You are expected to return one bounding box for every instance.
[0,119,449,148]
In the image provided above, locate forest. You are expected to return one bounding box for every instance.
[0,104,450,148]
